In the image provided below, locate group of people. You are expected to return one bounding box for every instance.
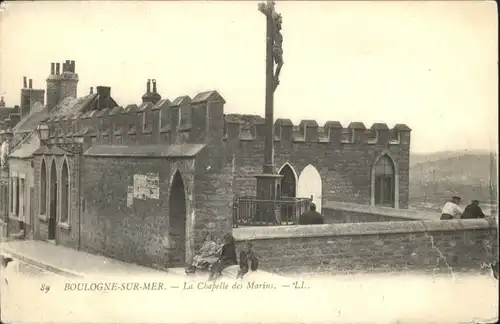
[440,196,486,220]
[185,233,259,281]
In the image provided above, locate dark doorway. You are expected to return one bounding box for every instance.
[168,171,187,266]
[374,155,395,208]
[48,161,57,240]
[279,164,296,198]
[279,164,296,223]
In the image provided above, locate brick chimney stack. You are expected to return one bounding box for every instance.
[47,62,62,112]
[152,79,157,93]
[59,59,79,102]
[96,86,111,110]
[21,77,45,119]
[141,78,162,104]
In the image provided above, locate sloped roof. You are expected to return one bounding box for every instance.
[50,94,98,118]
[8,131,40,159]
[191,90,225,104]
[371,123,389,130]
[171,96,191,107]
[394,124,412,131]
[348,122,366,130]
[84,143,206,158]
[324,121,343,129]
[13,105,50,134]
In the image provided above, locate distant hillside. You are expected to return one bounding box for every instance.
[409,151,498,210]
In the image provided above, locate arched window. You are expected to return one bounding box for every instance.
[60,160,69,223]
[279,163,297,198]
[40,159,47,215]
[373,155,395,207]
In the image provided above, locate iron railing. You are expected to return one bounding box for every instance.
[233,196,311,227]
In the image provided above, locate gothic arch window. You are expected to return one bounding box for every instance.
[373,154,395,207]
[40,159,47,215]
[278,163,297,198]
[60,160,70,224]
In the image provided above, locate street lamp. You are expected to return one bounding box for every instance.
[35,123,50,144]
[36,122,83,154]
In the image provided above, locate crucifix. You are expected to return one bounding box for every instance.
[258,1,284,92]
[253,1,284,224]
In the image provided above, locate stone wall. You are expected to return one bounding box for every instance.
[233,219,498,275]
[80,155,198,268]
[224,115,411,209]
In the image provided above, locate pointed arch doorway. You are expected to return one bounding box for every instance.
[168,171,187,266]
[48,160,57,241]
[297,164,323,212]
[278,163,298,222]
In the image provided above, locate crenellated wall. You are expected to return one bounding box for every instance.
[44,90,227,152]
[43,93,411,210]
[223,114,411,208]
[224,114,410,146]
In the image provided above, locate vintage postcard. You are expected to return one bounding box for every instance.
[0,1,498,323]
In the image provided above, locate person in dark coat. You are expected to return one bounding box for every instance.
[298,203,324,225]
[461,200,486,219]
[208,233,237,281]
[236,241,259,279]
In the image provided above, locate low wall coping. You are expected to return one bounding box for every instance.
[233,219,494,241]
[324,201,438,220]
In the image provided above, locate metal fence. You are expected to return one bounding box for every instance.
[232,196,311,227]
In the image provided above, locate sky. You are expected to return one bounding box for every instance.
[0,1,497,153]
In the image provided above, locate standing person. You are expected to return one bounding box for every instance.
[298,203,324,225]
[208,233,237,281]
[236,241,259,279]
[461,200,486,219]
[440,196,463,220]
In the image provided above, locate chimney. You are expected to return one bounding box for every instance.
[23,76,27,89]
[29,79,33,89]
[71,60,75,73]
[96,86,111,110]
[90,87,93,94]
[147,79,151,93]
[56,63,60,75]
[51,62,55,75]
[152,79,157,93]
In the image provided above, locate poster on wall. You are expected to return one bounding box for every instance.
[126,186,134,207]
[133,173,160,200]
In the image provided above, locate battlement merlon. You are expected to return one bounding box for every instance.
[223,114,411,146]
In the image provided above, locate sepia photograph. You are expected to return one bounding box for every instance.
[0,1,498,323]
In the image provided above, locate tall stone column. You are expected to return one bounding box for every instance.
[254,1,284,224]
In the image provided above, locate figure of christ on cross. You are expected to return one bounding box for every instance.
[258,1,284,92]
